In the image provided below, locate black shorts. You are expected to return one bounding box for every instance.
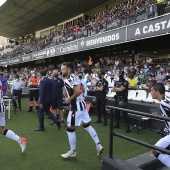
[51,98,63,110]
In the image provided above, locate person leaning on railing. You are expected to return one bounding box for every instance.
[151,83,170,168]
[157,0,166,16]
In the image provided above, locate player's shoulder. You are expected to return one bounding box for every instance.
[70,74,76,81]
[163,95,170,104]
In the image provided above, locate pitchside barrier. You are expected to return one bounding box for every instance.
[101,106,170,170]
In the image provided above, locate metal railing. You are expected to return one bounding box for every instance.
[108,106,170,158]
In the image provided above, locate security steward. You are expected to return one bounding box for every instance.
[157,0,166,16]
[111,71,130,133]
[94,72,108,126]
[27,72,39,112]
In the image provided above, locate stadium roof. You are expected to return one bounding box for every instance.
[0,0,111,38]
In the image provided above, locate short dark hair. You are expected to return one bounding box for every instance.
[152,83,165,95]
[62,62,74,72]
[40,70,47,77]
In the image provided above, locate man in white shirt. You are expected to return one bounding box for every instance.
[11,75,25,111]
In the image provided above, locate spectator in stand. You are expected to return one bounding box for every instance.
[164,68,170,86]
[157,0,166,16]
[128,73,138,88]
[147,65,156,77]
[88,56,93,67]
[141,74,157,89]
[146,56,153,66]
[144,64,149,73]
[155,68,166,84]
[138,68,147,85]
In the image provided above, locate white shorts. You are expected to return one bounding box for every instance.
[155,134,170,152]
[67,109,91,127]
[0,103,5,126]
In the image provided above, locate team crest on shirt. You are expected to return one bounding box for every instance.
[124,82,127,85]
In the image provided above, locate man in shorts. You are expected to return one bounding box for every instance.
[151,83,170,167]
[51,73,66,127]
[0,79,26,152]
[61,62,104,158]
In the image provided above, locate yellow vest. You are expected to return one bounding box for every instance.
[157,0,165,4]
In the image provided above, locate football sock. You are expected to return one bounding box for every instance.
[84,125,100,146]
[67,131,76,151]
[3,129,20,143]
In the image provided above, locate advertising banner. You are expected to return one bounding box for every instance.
[32,49,48,61]
[55,40,78,55]
[127,14,170,41]
[78,27,126,51]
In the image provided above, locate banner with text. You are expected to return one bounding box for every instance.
[55,40,78,56]
[32,49,48,61]
[19,54,32,63]
[127,14,170,41]
[0,59,9,66]
[78,27,126,51]
[9,57,20,65]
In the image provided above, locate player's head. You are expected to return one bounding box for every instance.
[151,83,165,100]
[62,62,74,77]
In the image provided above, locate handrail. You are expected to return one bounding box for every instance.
[108,106,170,158]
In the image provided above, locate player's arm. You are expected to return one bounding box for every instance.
[65,86,81,103]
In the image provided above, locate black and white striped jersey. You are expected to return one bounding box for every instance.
[160,95,170,132]
[0,81,3,103]
[64,73,85,111]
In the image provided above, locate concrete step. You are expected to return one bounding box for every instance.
[157,166,170,170]
[127,151,164,170]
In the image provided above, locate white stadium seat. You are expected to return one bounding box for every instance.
[142,93,159,103]
[132,90,147,101]
[128,90,137,100]
[106,87,116,98]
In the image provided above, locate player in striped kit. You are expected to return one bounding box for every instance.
[151,83,170,167]
[0,79,26,153]
[61,62,104,158]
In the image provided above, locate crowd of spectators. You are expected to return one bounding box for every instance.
[3,55,170,97]
[0,0,170,60]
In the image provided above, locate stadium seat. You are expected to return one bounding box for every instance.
[128,90,137,100]
[106,87,116,98]
[132,90,147,101]
[165,85,169,91]
[165,91,170,96]
[142,93,159,103]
